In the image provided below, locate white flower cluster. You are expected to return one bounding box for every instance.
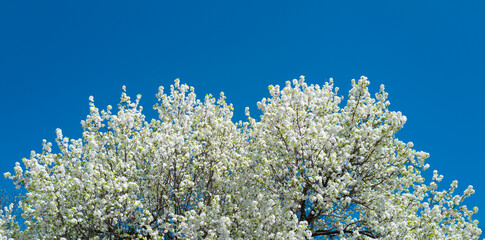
[0,76,481,239]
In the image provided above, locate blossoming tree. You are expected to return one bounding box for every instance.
[0,76,482,239]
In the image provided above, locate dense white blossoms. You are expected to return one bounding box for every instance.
[0,76,482,239]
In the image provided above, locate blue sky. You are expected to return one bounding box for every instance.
[1,0,484,234]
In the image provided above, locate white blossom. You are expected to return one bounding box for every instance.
[0,77,481,239]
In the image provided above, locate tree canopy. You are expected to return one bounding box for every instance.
[1,76,482,239]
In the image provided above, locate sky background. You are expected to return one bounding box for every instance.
[0,0,484,236]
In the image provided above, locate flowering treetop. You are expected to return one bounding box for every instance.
[0,76,482,239]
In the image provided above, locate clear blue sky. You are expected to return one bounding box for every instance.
[1,0,484,234]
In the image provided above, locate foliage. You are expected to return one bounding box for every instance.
[1,76,482,239]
